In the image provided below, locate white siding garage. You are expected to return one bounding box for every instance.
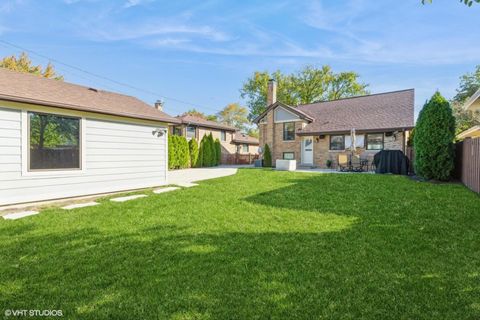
[0,106,168,206]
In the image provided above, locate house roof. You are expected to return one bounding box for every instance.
[297,89,414,134]
[175,114,237,131]
[252,101,314,124]
[232,132,259,145]
[456,125,480,140]
[462,87,480,111]
[0,67,180,123]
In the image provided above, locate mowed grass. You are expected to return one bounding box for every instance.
[0,169,479,319]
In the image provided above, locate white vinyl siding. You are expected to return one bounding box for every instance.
[0,107,167,205]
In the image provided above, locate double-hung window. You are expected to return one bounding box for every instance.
[242,144,249,153]
[28,112,81,171]
[283,122,295,141]
[329,135,345,151]
[221,130,226,141]
[366,133,384,150]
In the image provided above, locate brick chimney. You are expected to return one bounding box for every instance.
[267,79,277,106]
[154,99,164,112]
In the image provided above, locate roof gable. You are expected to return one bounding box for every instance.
[253,101,313,124]
[274,106,300,122]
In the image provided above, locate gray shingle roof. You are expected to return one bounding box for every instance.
[233,132,259,145]
[0,67,180,123]
[297,89,414,134]
[176,114,237,131]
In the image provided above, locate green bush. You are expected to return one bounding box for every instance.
[189,138,199,167]
[177,136,190,169]
[168,134,175,169]
[208,133,215,167]
[168,135,190,169]
[214,138,222,165]
[263,144,272,167]
[414,92,456,180]
[199,134,211,167]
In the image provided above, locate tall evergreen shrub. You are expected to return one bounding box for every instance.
[263,144,272,167]
[200,134,211,167]
[177,136,190,169]
[189,138,199,167]
[208,133,215,167]
[198,137,205,167]
[168,134,175,170]
[214,138,221,165]
[414,92,456,180]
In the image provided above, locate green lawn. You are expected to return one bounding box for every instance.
[1,169,479,319]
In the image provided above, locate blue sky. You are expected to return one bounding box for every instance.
[0,0,478,118]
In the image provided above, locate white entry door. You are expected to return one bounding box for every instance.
[302,137,314,165]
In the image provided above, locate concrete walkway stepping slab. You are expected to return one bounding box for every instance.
[175,182,198,188]
[153,187,180,194]
[3,211,39,220]
[62,202,99,210]
[110,195,147,202]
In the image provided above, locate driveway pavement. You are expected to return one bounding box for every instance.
[168,165,250,185]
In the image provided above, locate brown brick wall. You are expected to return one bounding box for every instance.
[169,124,237,154]
[258,106,408,168]
[312,131,406,168]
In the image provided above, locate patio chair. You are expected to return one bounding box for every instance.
[337,154,350,172]
[351,155,365,172]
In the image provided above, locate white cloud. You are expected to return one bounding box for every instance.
[91,23,229,42]
[123,0,153,8]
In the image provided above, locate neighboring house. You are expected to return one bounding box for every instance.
[171,114,259,156]
[457,88,480,140]
[232,132,259,154]
[254,80,414,168]
[0,68,179,206]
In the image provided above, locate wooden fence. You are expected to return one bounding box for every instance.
[455,138,480,193]
[221,153,259,165]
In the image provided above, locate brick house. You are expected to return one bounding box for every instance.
[253,80,414,168]
[170,114,259,158]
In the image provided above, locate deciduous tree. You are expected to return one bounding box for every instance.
[0,52,63,80]
[217,103,249,130]
[240,65,368,120]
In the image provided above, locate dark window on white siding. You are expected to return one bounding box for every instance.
[221,131,226,141]
[28,112,81,170]
[329,135,345,151]
[242,144,249,153]
[366,133,384,150]
[283,122,295,141]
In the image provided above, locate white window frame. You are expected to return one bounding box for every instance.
[21,110,87,177]
[221,130,226,141]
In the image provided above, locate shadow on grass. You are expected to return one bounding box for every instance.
[1,226,479,318]
[0,171,479,319]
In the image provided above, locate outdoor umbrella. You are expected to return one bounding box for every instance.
[350,128,356,153]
